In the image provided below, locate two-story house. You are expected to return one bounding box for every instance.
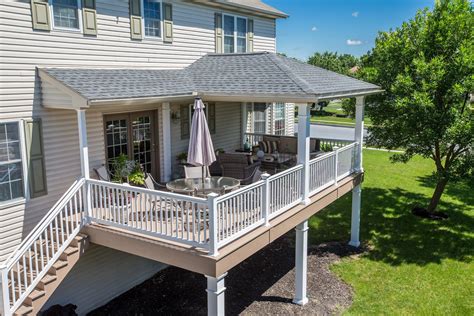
[0,1,381,315]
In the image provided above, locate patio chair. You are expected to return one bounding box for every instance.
[94,165,112,181]
[218,153,261,184]
[184,166,210,179]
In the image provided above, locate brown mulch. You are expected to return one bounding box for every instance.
[88,234,364,316]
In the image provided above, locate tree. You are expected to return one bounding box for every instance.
[307,51,359,75]
[362,0,474,214]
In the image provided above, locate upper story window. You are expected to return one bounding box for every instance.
[51,0,80,30]
[274,103,286,135]
[0,122,24,203]
[224,14,247,53]
[143,0,162,38]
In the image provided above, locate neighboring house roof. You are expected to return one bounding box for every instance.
[189,0,288,18]
[39,52,382,107]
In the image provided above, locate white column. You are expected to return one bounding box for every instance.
[0,269,9,316]
[162,102,172,182]
[76,109,90,179]
[297,103,312,205]
[354,97,365,172]
[206,273,227,316]
[241,102,248,146]
[349,184,361,247]
[293,220,309,306]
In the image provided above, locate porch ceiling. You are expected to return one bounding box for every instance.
[38,52,382,109]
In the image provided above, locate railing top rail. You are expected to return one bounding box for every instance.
[309,151,335,164]
[3,178,86,269]
[268,163,303,181]
[87,178,208,204]
[215,179,264,202]
[244,132,354,143]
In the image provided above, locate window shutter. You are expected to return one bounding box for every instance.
[163,3,173,43]
[215,13,223,53]
[247,19,254,52]
[24,119,47,198]
[208,103,216,134]
[180,104,190,139]
[82,0,97,36]
[129,0,143,40]
[30,0,51,31]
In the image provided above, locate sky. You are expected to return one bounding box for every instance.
[264,0,435,60]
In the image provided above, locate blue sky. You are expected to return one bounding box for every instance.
[264,0,434,60]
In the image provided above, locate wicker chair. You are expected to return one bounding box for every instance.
[218,153,261,185]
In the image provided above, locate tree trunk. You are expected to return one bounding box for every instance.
[426,178,448,213]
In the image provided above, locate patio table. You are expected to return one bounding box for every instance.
[166,176,240,196]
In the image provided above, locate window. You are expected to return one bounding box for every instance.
[274,103,286,135]
[0,122,24,203]
[143,0,161,37]
[252,103,267,134]
[223,14,247,53]
[51,0,80,29]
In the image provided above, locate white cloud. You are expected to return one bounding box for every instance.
[311,26,318,32]
[352,11,359,17]
[346,39,362,46]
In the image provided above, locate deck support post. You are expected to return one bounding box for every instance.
[297,103,313,205]
[241,102,248,146]
[206,273,227,316]
[162,102,172,182]
[293,220,309,306]
[349,184,361,247]
[77,109,92,222]
[354,96,365,172]
[262,172,271,226]
[0,268,10,316]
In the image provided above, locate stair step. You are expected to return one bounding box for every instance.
[14,303,33,316]
[25,288,45,305]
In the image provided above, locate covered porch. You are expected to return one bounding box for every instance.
[24,52,381,315]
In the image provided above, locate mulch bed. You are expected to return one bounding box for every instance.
[88,234,364,316]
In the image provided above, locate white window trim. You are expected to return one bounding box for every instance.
[249,102,267,134]
[223,13,248,53]
[141,0,163,40]
[0,120,29,207]
[49,0,83,33]
[273,102,286,135]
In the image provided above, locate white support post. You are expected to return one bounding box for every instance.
[0,268,10,316]
[208,192,219,256]
[293,220,309,306]
[206,273,227,316]
[77,109,91,222]
[349,184,361,247]
[162,102,172,182]
[354,96,365,172]
[297,103,312,205]
[261,172,271,226]
[241,102,248,146]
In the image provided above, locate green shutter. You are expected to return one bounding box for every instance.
[130,0,143,40]
[82,0,97,36]
[247,19,254,52]
[215,13,223,53]
[180,104,190,139]
[24,119,47,198]
[208,103,216,134]
[30,0,51,31]
[163,3,173,43]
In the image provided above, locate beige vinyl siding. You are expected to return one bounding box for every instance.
[170,102,242,177]
[285,103,295,136]
[42,245,166,315]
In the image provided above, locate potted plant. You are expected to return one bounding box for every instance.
[111,154,145,186]
[176,152,188,165]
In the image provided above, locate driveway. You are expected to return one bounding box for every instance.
[310,123,368,140]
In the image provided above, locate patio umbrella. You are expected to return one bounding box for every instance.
[187,98,216,183]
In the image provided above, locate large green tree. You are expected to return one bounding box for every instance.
[362,0,474,213]
[308,51,359,75]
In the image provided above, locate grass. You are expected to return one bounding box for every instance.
[309,149,474,315]
[311,101,373,127]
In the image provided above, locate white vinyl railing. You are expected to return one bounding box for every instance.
[88,179,210,249]
[243,132,353,149]
[0,142,358,314]
[1,178,86,315]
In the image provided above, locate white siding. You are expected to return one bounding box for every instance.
[42,245,166,315]
[0,0,277,310]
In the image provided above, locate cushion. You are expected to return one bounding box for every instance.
[279,137,297,154]
[259,140,269,153]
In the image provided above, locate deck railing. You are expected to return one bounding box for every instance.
[244,132,353,149]
[0,142,358,315]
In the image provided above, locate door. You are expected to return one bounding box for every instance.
[104,111,158,179]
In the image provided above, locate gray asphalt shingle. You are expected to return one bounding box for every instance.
[42,52,381,103]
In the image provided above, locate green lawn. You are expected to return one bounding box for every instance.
[309,149,474,315]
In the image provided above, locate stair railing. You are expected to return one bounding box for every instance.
[0,178,86,316]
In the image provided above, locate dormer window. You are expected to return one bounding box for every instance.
[223,14,247,53]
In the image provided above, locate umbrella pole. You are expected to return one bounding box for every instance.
[202,166,205,185]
